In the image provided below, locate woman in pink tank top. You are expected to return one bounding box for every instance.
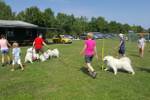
[80,32,98,78]
[0,35,11,66]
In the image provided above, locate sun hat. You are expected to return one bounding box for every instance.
[119,33,124,38]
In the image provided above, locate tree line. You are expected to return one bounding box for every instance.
[0,1,149,37]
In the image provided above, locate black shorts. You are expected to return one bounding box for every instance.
[35,48,44,53]
[85,55,93,63]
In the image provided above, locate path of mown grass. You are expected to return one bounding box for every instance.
[0,39,150,100]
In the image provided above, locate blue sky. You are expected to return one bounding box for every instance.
[4,0,150,29]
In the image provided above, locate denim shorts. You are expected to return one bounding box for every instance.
[1,49,9,54]
[85,55,93,63]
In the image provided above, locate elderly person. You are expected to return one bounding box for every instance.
[118,33,126,57]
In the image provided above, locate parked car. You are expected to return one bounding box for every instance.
[80,34,87,40]
[80,32,104,40]
[94,33,104,39]
[52,35,72,44]
[64,35,74,40]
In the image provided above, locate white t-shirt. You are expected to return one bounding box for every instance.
[138,38,146,48]
[12,48,21,59]
[12,48,22,65]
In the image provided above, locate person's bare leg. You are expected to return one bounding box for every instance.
[141,48,144,57]
[6,55,11,64]
[19,63,24,71]
[1,54,5,66]
[86,63,97,78]
[11,65,15,71]
[86,63,94,72]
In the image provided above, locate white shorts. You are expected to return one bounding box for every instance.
[12,58,22,65]
[138,45,145,49]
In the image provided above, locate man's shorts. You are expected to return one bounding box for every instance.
[1,48,9,54]
[85,55,94,63]
[35,48,44,53]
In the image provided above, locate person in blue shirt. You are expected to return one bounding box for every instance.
[11,42,24,71]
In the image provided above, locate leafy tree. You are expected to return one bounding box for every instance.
[89,17,98,32]
[108,21,120,33]
[0,1,14,19]
[72,16,88,35]
[56,13,76,34]
[96,17,108,33]
[131,25,144,33]
[1,0,147,36]
[121,24,131,34]
[42,8,55,27]
[16,6,44,26]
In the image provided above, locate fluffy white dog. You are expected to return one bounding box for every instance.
[103,56,135,75]
[39,54,46,62]
[39,48,59,62]
[47,49,53,58]
[24,47,39,63]
[47,48,59,58]
[39,52,50,62]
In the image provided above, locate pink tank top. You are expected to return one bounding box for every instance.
[0,39,8,49]
[84,39,96,56]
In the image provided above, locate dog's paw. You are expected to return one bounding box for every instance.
[114,73,117,75]
[104,68,108,71]
[132,72,135,75]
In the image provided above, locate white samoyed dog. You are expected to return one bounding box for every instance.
[47,48,59,58]
[103,56,135,75]
[24,47,39,63]
[39,54,46,62]
[39,52,50,62]
[39,49,59,61]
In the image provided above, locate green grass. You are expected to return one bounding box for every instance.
[0,39,150,100]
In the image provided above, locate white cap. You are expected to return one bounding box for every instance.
[119,33,124,38]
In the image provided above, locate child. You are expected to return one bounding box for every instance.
[80,32,98,78]
[138,34,146,58]
[118,33,126,57]
[11,42,24,71]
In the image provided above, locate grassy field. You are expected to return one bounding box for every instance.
[0,39,150,100]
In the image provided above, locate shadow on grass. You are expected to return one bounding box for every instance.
[129,54,139,57]
[80,67,92,78]
[137,67,150,73]
[105,69,132,74]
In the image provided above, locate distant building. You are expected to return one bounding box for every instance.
[0,20,46,45]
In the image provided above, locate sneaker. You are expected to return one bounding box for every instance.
[21,68,24,71]
[92,71,97,79]
[2,63,5,67]
[88,70,93,76]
